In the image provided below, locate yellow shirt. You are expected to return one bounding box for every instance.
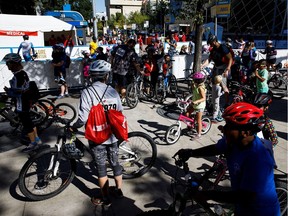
[90,41,98,55]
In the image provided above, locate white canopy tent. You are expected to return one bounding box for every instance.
[0,14,77,47]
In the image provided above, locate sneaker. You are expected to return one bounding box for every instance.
[113,188,124,199]
[64,93,70,97]
[91,197,112,206]
[35,137,42,145]
[57,95,64,99]
[215,117,224,122]
[54,78,59,83]
[59,77,66,82]
[190,134,201,141]
[121,98,127,106]
[34,180,48,190]
[22,143,38,153]
[211,118,219,124]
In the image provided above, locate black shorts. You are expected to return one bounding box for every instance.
[113,73,127,88]
[267,59,276,65]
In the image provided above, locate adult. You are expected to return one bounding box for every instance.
[167,34,177,57]
[51,43,69,99]
[260,40,277,70]
[2,53,42,152]
[63,35,75,56]
[175,102,280,216]
[201,34,233,108]
[48,34,57,46]
[95,47,107,61]
[179,45,188,55]
[17,34,36,62]
[72,60,123,206]
[110,39,143,101]
[89,36,98,59]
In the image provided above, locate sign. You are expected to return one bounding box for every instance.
[216,4,231,17]
[0,30,38,36]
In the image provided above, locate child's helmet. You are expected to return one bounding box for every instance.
[192,72,205,80]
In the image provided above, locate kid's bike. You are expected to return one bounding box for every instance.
[165,98,212,145]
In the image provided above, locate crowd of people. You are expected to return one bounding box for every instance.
[1,30,283,215]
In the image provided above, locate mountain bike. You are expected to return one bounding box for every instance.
[125,73,155,109]
[18,119,157,201]
[138,152,287,216]
[165,98,212,145]
[155,72,178,103]
[268,63,288,98]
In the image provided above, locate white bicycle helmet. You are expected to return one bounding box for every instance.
[89,60,111,78]
[2,53,22,63]
[266,40,273,45]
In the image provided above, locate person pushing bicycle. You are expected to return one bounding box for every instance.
[175,102,280,216]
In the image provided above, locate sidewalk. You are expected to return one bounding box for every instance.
[0,93,287,216]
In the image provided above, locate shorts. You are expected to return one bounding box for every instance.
[113,73,127,88]
[194,108,204,113]
[267,58,276,65]
[89,142,122,178]
[54,65,66,77]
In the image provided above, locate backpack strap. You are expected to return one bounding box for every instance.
[88,84,109,106]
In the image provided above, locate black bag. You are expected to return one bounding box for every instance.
[27,81,40,101]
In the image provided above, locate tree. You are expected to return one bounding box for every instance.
[127,11,150,31]
[174,0,208,72]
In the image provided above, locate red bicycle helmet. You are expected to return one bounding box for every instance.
[222,102,264,126]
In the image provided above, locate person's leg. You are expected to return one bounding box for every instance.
[196,111,203,136]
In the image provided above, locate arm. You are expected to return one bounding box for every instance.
[255,70,266,82]
[17,44,22,54]
[201,58,210,69]
[224,52,233,77]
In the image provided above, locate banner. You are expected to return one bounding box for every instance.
[0,30,38,36]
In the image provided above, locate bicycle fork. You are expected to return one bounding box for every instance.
[47,137,64,177]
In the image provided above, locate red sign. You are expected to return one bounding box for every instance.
[0,30,38,36]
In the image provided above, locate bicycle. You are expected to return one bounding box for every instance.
[138,152,287,216]
[165,98,212,145]
[18,119,157,201]
[268,63,288,98]
[125,73,155,109]
[155,71,178,104]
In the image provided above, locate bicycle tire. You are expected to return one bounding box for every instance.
[35,99,56,130]
[18,147,76,201]
[168,75,178,96]
[54,103,77,123]
[126,83,139,109]
[30,101,50,128]
[165,124,182,145]
[155,79,165,104]
[275,180,288,216]
[199,116,212,135]
[118,131,157,179]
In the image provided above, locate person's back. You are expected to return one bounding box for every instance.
[17,35,35,62]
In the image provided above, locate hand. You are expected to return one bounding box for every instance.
[173,149,193,162]
[4,86,8,91]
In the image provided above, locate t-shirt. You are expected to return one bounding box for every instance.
[216,136,280,216]
[90,41,98,55]
[192,83,206,110]
[256,68,269,93]
[209,44,230,67]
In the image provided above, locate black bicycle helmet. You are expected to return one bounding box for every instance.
[207,34,217,44]
[2,53,22,63]
[253,93,272,107]
[23,34,29,40]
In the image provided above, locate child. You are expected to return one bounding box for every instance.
[162,54,172,87]
[142,55,154,94]
[253,93,278,147]
[255,59,269,94]
[211,75,224,123]
[186,72,207,140]
[81,50,92,86]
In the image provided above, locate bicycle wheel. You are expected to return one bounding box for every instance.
[30,101,50,127]
[199,116,212,135]
[35,99,56,130]
[168,75,178,96]
[126,83,139,109]
[54,103,77,123]
[268,74,282,89]
[118,131,157,179]
[18,147,76,201]
[155,79,165,103]
[143,82,155,99]
[165,124,182,145]
[275,181,288,216]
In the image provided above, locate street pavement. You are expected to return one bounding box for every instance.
[0,91,287,216]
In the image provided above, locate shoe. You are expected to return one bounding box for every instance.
[22,143,38,153]
[190,134,201,141]
[91,197,112,206]
[59,77,66,82]
[64,93,70,97]
[35,137,42,145]
[211,118,218,124]
[34,180,48,190]
[215,117,224,122]
[121,98,127,106]
[54,78,59,83]
[57,95,64,99]
[113,188,124,199]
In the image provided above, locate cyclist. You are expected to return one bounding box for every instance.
[253,93,278,147]
[185,72,206,140]
[2,53,42,152]
[17,34,36,62]
[201,34,234,108]
[260,40,277,70]
[72,60,123,206]
[175,102,280,216]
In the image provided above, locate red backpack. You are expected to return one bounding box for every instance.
[85,86,112,144]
